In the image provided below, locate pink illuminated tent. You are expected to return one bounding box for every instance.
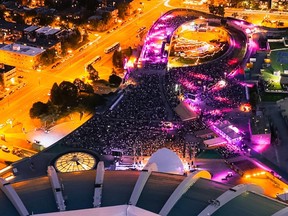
[174,100,198,121]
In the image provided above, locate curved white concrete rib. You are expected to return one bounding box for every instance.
[93,161,105,207]
[0,177,29,216]
[272,207,288,216]
[198,184,264,216]
[159,170,211,216]
[129,163,158,206]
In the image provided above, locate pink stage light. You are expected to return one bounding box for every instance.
[249,40,259,50]
[228,125,240,134]
[214,96,230,103]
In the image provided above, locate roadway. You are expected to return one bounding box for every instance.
[0,0,172,162]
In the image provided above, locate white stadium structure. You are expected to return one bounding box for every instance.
[1,149,288,216]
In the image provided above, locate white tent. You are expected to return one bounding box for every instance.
[145,148,184,175]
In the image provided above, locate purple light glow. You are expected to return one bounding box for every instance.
[179,78,198,91]
[212,170,233,182]
[253,160,271,172]
[214,96,230,103]
[249,39,259,50]
[228,125,240,134]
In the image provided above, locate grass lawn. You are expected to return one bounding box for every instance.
[261,70,282,90]
[269,48,288,72]
[261,46,288,91]
[197,149,222,159]
[269,42,286,50]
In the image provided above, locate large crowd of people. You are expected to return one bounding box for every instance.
[106,74,167,120]
[59,11,250,164]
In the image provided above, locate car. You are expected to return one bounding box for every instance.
[93,56,101,63]
[1,145,10,153]
[52,62,61,69]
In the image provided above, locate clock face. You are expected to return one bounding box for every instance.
[55,152,96,173]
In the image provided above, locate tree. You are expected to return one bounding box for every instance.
[115,1,130,19]
[102,12,112,25]
[84,83,94,94]
[87,64,99,81]
[37,15,54,26]
[30,102,49,119]
[218,5,225,17]
[50,83,62,105]
[78,94,106,110]
[112,50,124,68]
[0,7,4,19]
[73,78,94,93]
[73,78,85,91]
[208,5,216,14]
[109,74,122,87]
[66,28,82,48]
[242,15,248,21]
[58,81,78,106]
[40,48,56,65]
[231,12,238,18]
[11,13,25,24]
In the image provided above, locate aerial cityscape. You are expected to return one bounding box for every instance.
[1,0,288,215]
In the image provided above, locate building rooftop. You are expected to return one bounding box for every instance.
[250,115,271,135]
[16,37,59,49]
[0,19,29,32]
[35,26,61,36]
[0,43,45,56]
[24,25,41,33]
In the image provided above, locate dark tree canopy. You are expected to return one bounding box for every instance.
[30,101,49,119]
[40,48,56,65]
[112,50,124,68]
[73,78,94,93]
[50,83,62,105]
[58,81,78,106]
[87,64,99,81]
[115,1,130,19]
[109,74,122,87]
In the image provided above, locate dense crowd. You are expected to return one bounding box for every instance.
[61,71,208,159]
[106,74,167,120]
[217,146,241,159]
[60,59,246,162]
[59,11,249,163]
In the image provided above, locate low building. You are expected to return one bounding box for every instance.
[174,100,199,121]
[0,63,16,89]
[0,43,45,70]
[211,120,242,144]
[277,97,288,124]
[249,114,271,145]
[203,137,227,149]
[19,26,63,54]
[0,19,28,43]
